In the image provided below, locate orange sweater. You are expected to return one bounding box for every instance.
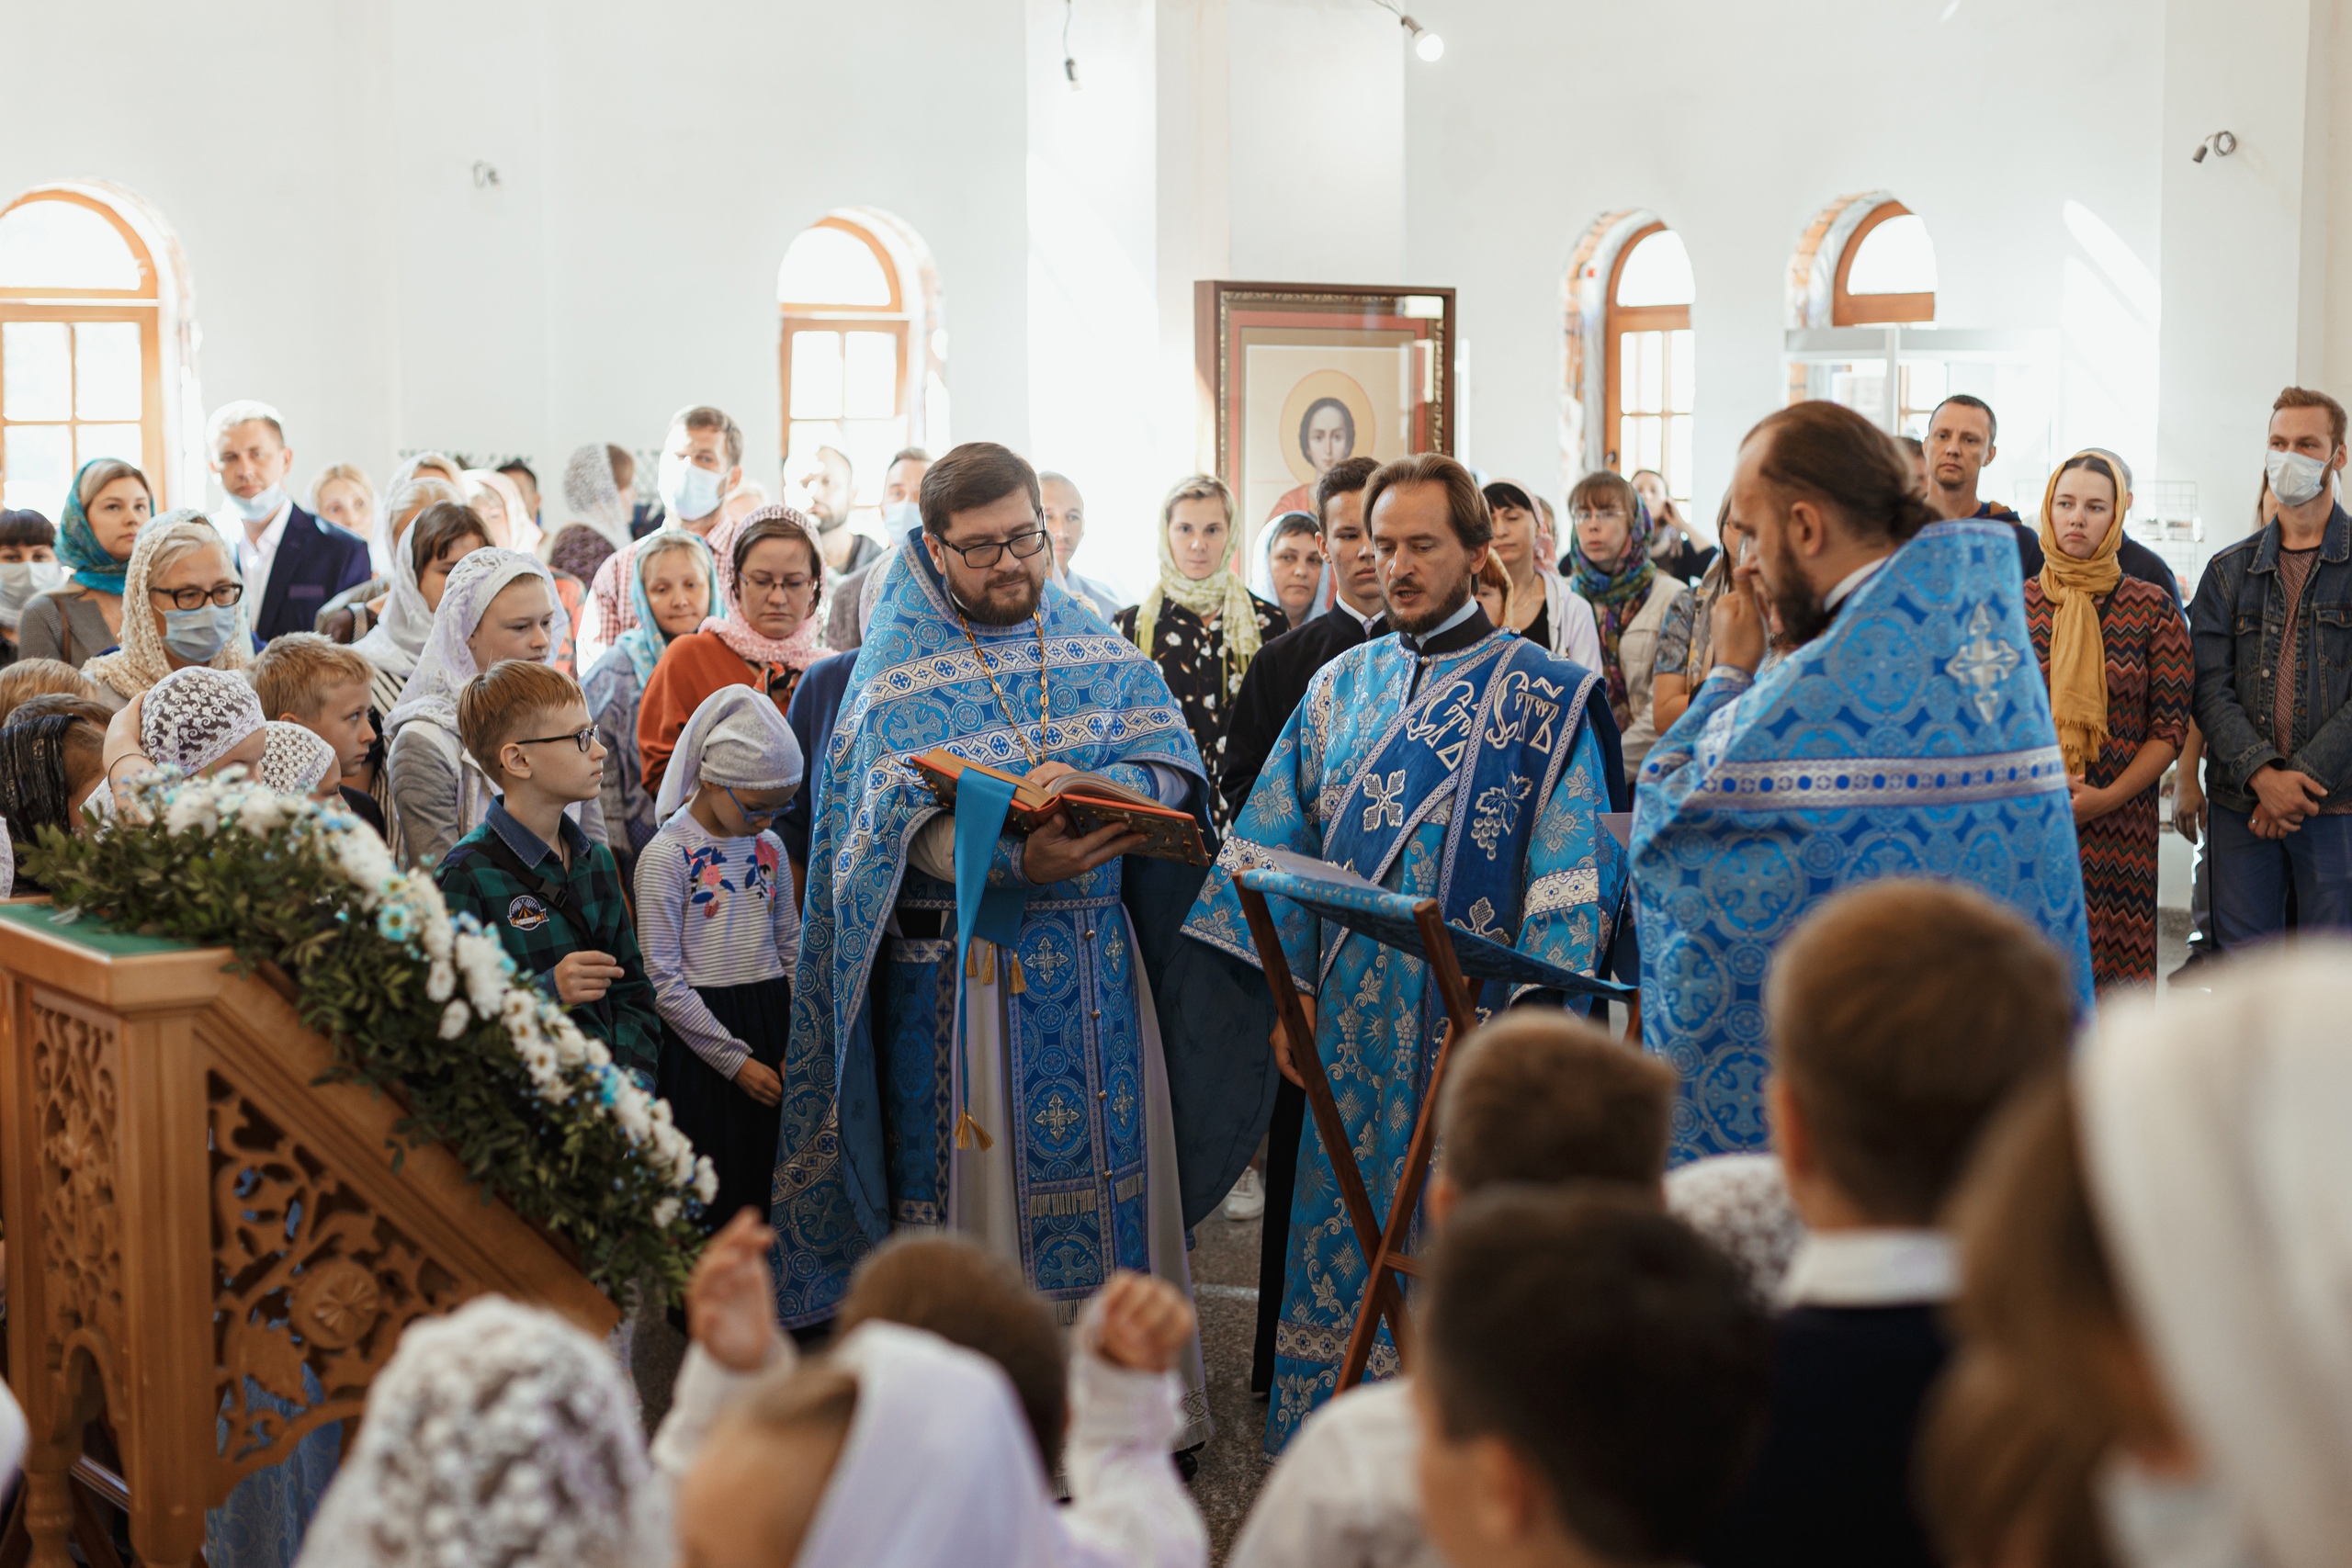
[635,632,798,799]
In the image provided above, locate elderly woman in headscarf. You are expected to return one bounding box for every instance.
[78,511,253,711]
[636,507,826,804]
[384,547,591,869]
[1115,474,1283,827]
[583,529,718,878]
[19,458,154,669]
[1563,469,1688,781]
[2020,450,2189,989]
[1482,479,1603,671]
[1923,948,2352,1568]
[1250,510,1328,631]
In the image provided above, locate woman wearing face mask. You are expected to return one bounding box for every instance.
[384,547,590,869]
[72,512,252,713]
[2022,452,2190,988]
[0,509,63,668]
[1633,468,1716,583]
[19,459,154,670]
[1564,470,1689,781]
[637,508,826,803]
[1116,475,1283,827]
[1482,479,1605,673]
[583,530,718,880]
[1250,511,1329,630]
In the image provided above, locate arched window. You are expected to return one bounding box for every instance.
[777,209,944,509]
[1836,202,1935,325]
[1785,193,1942,433]
[1607,224,1695,505]
[0,187,188,513]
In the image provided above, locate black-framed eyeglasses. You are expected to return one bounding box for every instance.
[150,582,244,611]
[514,726,598,755]
[936,528,1052,569]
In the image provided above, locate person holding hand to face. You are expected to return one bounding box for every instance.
[2023,451,2189,988]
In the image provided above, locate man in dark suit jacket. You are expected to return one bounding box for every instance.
[209,400,373,643]
[1699,882,2076,1568]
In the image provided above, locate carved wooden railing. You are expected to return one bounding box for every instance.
[0,903,618,1568]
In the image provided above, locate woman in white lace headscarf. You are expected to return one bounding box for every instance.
[383,547,594,868]
[82,512,254,705]
[259,721,339,796]
[141,666,267,776]
[295,1296,658,1568]
[548,443,635,589]
[466,467,543,557]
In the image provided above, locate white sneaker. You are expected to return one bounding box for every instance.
[1223,1168,1267,1221]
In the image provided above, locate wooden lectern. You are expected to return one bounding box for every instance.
[0,904,617,1568]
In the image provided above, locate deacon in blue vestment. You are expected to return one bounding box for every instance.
[1183,454,1629,1454]
[1634,401,2095,1165]
[769,443,1215,1446]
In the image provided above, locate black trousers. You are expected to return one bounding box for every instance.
[1250,1077,1306,1393]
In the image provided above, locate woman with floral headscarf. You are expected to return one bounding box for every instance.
[1564,469,1688,780]
[19,458,153,669]
[583,529,718,877]
[1115,474,1283,828]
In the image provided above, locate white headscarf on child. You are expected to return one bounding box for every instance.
[294,1296,655,1568]
[653,682,805,819]
[795,1323,1065,1568]
[2078,943,2352,1568]
[141,667,265,774]
[385,547,569,739]
[260,721,339,795]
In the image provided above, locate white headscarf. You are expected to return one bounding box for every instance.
[356,475,469,679]
[260,720,339,795]
[385,548,569,739]
[141,666,265,773]
[796,1323,1065,1568]
[467,467,544,557]
[82,512,254,700]
[560,443,634,554]
[294,1296,653,1568]
[652,683,805,818]
[2077,942,2352,1568]
[1664,1153,1807,1306]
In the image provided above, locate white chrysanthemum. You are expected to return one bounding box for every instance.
[501,988,538,1031]
[652,1198,681,1227]
[164,795,211,836]
[455,927,508,1012]
[649,1098,673,1127]
[438,999,471,1040]
[426,959,456,1004]
[235,790,285,835]
[692,1158,718,1203]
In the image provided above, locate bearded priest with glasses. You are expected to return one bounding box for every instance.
[769,440,1219,1449]
[1182,452,1630,1454]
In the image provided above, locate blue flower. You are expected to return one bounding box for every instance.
[376,903,417,945]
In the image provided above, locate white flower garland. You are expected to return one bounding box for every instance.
[142,769,717,1221]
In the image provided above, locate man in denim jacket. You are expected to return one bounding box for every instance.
[2188,386,2352,946]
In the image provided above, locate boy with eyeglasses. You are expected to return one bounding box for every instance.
[436,658,661,1085]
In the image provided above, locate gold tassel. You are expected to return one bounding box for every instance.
[977,942,995,986]
[1007,954,1026,993]
[954,1111,996,1150]
[966,942,981,977]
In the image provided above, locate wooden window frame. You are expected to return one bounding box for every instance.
[1602,221,1693,477]
[776,216,902,316]
[778,217,919,477]
[1832,201,1935,326]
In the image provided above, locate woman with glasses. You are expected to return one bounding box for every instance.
[383,547,594,869]
[79,511,254,711]
[1115,474,1284,828]
[1562,470,1690,780]
[636,507,827,807]
[20,458,156,672]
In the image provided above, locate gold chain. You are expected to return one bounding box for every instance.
[956,611,1050,768]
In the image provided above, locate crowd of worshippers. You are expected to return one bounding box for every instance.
[0,382,2346,1568]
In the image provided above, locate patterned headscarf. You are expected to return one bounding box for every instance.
[84,512,254,700]
[54,457,148,594]
[385,548,570,739]
[1132,488,1263,696]
[560,443,634,552]
[616,530,719,686]
[0,713,90,896]
[260,720,340,795]
[142,667,266,774]
[701,506,828,672]
[1566,481,1659,726]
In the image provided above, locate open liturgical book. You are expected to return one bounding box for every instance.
[904,750,1211,867]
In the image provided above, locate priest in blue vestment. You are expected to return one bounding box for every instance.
[769,443,1215,1446]
[1183,454,1629,1453]
[1634,400,2095,1165]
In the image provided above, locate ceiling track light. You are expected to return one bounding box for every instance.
[1371,0,1444,62]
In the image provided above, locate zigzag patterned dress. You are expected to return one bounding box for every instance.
[2024,577,2192,987]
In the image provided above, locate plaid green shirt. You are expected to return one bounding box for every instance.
[435,799,662,1081]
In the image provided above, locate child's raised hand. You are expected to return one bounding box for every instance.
[1094,1271,1194,1376]
[553,949,625,1006]
[733,1058,784,1107]
[686,1209,783,1373]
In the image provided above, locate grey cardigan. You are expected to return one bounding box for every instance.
[18,588,118,671]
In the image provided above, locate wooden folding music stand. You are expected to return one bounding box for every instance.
[1233,864,1633,1393]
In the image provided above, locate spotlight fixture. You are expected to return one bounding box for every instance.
[1062,0,1080,88]
[1370,0,1443,62]
[2191,130,2237,164]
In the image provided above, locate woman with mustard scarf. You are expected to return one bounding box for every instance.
[2022,450,2192,987]
[1116,474,1284,829]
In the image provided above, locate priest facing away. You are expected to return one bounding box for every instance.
[1183,452,1629,1455]
[769,441,1215,1448]
[1631,400,2095,1166]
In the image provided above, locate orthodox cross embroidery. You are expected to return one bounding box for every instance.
[1944,602,2020,726]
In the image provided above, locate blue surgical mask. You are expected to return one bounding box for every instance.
[881,500,921,534]
[2266,447,2331,509]
[226,484,288,525]
[162,602,240,662]
[660,451,725,523]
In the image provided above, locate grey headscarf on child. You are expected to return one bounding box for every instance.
[652,683,805,819]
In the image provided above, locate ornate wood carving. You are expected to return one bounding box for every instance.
[28,998,127,1419]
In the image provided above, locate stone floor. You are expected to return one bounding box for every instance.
[1183,1204,1272,1562]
